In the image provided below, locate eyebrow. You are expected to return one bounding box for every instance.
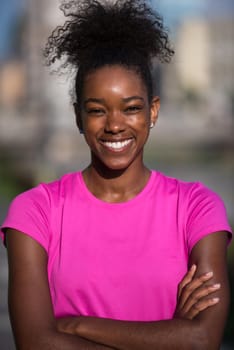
[84,96,144,105]
[123,96,144,103]
[84,98,105,105]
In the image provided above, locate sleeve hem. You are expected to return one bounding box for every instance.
[188,225,232,254]
[1,224,48,252]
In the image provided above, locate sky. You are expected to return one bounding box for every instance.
[0,0,25,60]
[154,0,234,27]
[155,0,206,25]
[0,0,233,61]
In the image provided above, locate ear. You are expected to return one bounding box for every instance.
[150,96,160,128]
[74,102,84,134]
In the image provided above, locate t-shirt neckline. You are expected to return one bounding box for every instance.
[77,170,157,207]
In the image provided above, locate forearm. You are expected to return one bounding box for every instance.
[15,328,116,350]
[49,331,116,350]
[58,317,208,350]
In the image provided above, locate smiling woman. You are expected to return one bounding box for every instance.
[0,1,232,350]
[76,65,159,177]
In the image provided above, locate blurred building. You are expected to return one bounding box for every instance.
[0,0,88,183]
[160,13,233,146]
[209,17,234,94]
[176,19,210,92]
[174,17,233,103]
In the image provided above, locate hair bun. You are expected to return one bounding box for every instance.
[44,0,174,68]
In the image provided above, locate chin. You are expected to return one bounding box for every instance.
[103,163,130,172]
[93,159,132,175]
[91,152,140,173]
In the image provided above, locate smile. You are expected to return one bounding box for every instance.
[101,139,133,151]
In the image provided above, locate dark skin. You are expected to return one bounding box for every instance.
[6,231,114,350]
[6,65,230,349]
[75,66,160,202]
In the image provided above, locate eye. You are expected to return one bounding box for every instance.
[86,108,105,115]
[125,105,142,113]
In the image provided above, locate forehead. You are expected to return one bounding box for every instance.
[82,65,147,98]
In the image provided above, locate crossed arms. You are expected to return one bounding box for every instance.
[6,229,230,350]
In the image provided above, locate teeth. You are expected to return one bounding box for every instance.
[104,139,132,150]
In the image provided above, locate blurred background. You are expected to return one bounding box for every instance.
[0,0,233,348]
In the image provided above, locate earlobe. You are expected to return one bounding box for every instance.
[150,96,160,127]
[74,102,84,134]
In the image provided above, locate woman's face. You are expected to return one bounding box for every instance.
[75,65,160,171]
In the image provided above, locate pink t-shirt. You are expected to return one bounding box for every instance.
[1,171,232,320]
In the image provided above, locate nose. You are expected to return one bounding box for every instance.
[104,110,125,134]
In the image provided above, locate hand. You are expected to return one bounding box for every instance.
[174,264,221,320]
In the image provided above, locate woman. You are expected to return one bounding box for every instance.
[1,1,232,349]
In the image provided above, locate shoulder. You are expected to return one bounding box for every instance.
[0,172,80,249]
[155,169,231,214]
[5,171,81,221]
[12,171,80,205]
[153,170,232,246]
[154,170,211,199]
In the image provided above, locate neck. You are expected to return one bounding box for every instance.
[82,162,151,203]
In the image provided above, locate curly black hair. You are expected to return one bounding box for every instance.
[44,0,174,102]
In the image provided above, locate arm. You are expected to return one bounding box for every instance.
[56,231,230,350]
[58,264,220,332]
[6,229,116,350]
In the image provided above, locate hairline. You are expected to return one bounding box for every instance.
[75,62,154,106]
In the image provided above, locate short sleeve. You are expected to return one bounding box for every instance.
[0,184,51,252]
[186,182,232,254]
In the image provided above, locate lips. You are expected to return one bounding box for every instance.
[101,139,133,151]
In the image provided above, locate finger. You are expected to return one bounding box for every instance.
[178,271,214,309]
[177,265,197,299]
[182,283,221,314]
[185,271,214,293]
[185,297,220,320]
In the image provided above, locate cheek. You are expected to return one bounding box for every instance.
[84,117,104,133]
[129,115,150,131]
